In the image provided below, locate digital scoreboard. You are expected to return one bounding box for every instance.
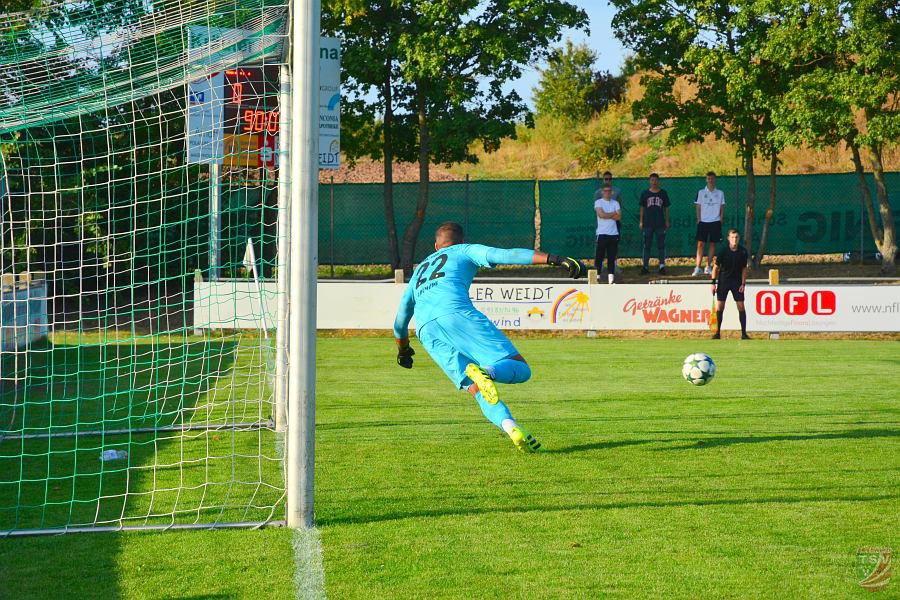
[186,37,340,169]
[223,66,280,135]
[222,65,280,168]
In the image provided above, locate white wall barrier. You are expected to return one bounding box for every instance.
[194,280,900,333]
[0,279,49,352]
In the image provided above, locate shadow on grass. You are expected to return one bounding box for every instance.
[546,439,656,454]
[319,492,900,527]
[0,337,245,599]
[657,428,900,451]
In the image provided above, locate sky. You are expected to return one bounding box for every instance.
[513,1,628,108]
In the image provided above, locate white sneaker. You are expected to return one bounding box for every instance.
[608,274,615,284]
[704,266,711,275]
[691,267,702,277]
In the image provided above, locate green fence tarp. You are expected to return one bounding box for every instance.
[539,172,899,259]
[212,172,897,268]
[318,179,536,264]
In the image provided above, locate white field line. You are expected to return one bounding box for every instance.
[293,527,327,600]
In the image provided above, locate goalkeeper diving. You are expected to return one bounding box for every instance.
[393,222,585,452]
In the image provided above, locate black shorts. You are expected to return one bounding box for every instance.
[716,278,745,302]
[697,221,723,243]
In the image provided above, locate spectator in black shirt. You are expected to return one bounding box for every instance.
[711,228,750,339]
[638,173,670,275]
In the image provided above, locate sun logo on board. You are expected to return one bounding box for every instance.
[527,307,545,321]
[551,289,590,324]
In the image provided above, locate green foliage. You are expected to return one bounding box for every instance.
[534,40,627,124]
[764,0,898,151]
[759,0,898,268]
[324,0,588,267]
[534,41,599,123]
[572,102,632,168]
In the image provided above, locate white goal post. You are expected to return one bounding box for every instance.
[0,0,319,536]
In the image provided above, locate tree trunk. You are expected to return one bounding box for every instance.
[382,71,400,270]
[741,147,756,257]
[849,140,884,255]
[399,83,429,273]
[753,152,778,266]
[867,142,897,272]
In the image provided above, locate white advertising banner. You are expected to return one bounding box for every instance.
[193,282,899,333]
[318,38,341,170]
[746,286,900,332]
[186,71,225,164]
[594,285,720,330]
[469,284,592,330]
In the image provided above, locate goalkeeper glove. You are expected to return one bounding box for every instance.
[547,254,586,279]
[396,339,415,369]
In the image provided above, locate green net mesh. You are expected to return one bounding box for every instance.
[0,0,288,533]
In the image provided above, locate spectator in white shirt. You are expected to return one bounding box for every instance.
[693,171,726,276]
[594,171,622,274]
[594,183,622,284]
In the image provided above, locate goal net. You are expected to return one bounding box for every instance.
[0,0,290,535]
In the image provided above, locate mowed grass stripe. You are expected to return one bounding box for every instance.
[1,336,897,598]
[315,337,899,598]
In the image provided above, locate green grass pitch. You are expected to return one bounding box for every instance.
[2,335,898,598]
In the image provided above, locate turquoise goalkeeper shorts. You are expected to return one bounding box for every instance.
[416,309,520,389]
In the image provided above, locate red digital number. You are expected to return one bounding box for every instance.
[231,82,243,105]
[239,109,279,134]
[242,109,255,132]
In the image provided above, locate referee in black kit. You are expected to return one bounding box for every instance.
[710,228,750,339]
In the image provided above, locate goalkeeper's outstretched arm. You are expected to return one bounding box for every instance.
[483,247,585,278]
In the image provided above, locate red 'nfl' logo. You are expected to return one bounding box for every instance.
[756,290,837,316]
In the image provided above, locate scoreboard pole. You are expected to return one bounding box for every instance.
[287,0,320,529]
[209,162,221,281]
[274,62,292,433]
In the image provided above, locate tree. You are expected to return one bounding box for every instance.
[611,0,790,258]
[533,40,627,123]
[324,0,412,269]
[326,0,587,271]
[534,41,598,123]
[764,0,898,271]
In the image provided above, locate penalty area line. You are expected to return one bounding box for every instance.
[293,526,327,600]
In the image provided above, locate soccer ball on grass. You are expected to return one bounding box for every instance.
[682,353,716,386]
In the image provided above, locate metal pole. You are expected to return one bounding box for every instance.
[859,196,864,265]
[464,174,470,234]
[288,0,319,529]
[274,63,292,433]
[330,175,335,278]
[209,163,221,280]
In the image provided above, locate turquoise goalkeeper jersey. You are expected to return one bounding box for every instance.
[392,244,534,339]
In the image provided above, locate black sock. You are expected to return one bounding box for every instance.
[716,310,724,334]
[739,310,747,334]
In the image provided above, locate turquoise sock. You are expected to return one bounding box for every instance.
[475,392,513,430]
[485,359,531,384]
